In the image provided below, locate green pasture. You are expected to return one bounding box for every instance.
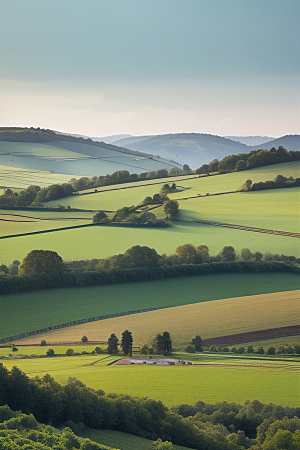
[0,210,95,219]
[170,161,300,200]
[178,188,300,232]
[84,429,194,450]
[1,220,299,266]
[0,164,75,189]
[0,216,91,237]
[0,272,298,339]
[0,141,175,177]
[43,161,300,210]
[2,357,299,407]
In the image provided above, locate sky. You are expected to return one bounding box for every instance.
[0,0,299,138]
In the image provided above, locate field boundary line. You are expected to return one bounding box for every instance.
[202,325,300,346]
[0,307,160,344]
[177,218,300,238]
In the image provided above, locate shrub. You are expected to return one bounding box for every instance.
[41,339,47,346]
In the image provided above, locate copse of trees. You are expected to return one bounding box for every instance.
[1,366,300,450]
[155,332,172,356]
[0,183,74,208]
[195,147,300,175]
[240,174,300,192]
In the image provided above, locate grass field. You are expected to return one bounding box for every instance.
[1,220,299,266]
[12,290,300,348]
[83,429,195,450]
[177,188,300,233]
[44,161,300,210]
[0,164,76,188]
[0,216,91,237]
[0,141,176,178]
[2,356,299,407]
[1,272,298,340]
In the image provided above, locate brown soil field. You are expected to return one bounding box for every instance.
[14,290,300,347]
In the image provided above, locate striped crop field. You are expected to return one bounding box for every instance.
[12,290,300,348]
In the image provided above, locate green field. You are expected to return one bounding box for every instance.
[2,356,299,407]
[178,188,300,232]
[1,219,299,266]
[0,164,76,188]
[84,429,195,450]
[0,273,298,340]
[44,161,300,210]
[0,141,176,178]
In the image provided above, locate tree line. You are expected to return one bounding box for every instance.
[1,364,299,449]
[1,246,299,294]
[0,183,74,208]
[241,175,300,192]
[195,146,300,175]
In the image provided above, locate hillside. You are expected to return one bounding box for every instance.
[250,134,300,151]
[112,133,300,168]
[0,128,182,178]
[224,136,274,146]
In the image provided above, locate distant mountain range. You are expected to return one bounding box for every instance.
[110,133,300,168]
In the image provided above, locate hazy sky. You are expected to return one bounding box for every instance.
[1,0,299,137]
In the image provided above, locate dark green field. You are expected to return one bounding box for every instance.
[1,272,299,339]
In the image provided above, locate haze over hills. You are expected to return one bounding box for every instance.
[224,136,275,146]
[112,133,300,168]
[0,128,181,179]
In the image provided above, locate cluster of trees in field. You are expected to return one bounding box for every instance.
[241,175,300,192]
[0,183,74,207]
[195,146,300,175]
[1,365,300,450]
[1,247,299,293]
[92,186,179,226]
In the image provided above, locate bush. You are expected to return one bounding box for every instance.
[94,347,103,354]
[81,335,88,343]
[46,348,55,357]
[185,345,196,353]
[66,348,74,356]
[41,340,47,346]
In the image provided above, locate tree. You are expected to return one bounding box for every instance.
[241,248,253,261]
[107,334,119,355]
[220,246,236,262]
[41,340,47,346]
[235,160,247,171]
[191,335,203,352]
[81,336,88,343]
[153,438,175,449]
[196,245,209,262]
[66,348,74,356]
[93,211,108,223]
[247,345,254,353]
[121,330,133,356]
[267,347,275,355]
[164,199,179,219]
[123,245,160,269]
[20,250,64,275]
[176,244,198,264]
[155,332,172,356]
[46,348,55,357]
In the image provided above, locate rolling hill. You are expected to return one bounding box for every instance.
[0,128,182,181]
[112,133,300,168]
